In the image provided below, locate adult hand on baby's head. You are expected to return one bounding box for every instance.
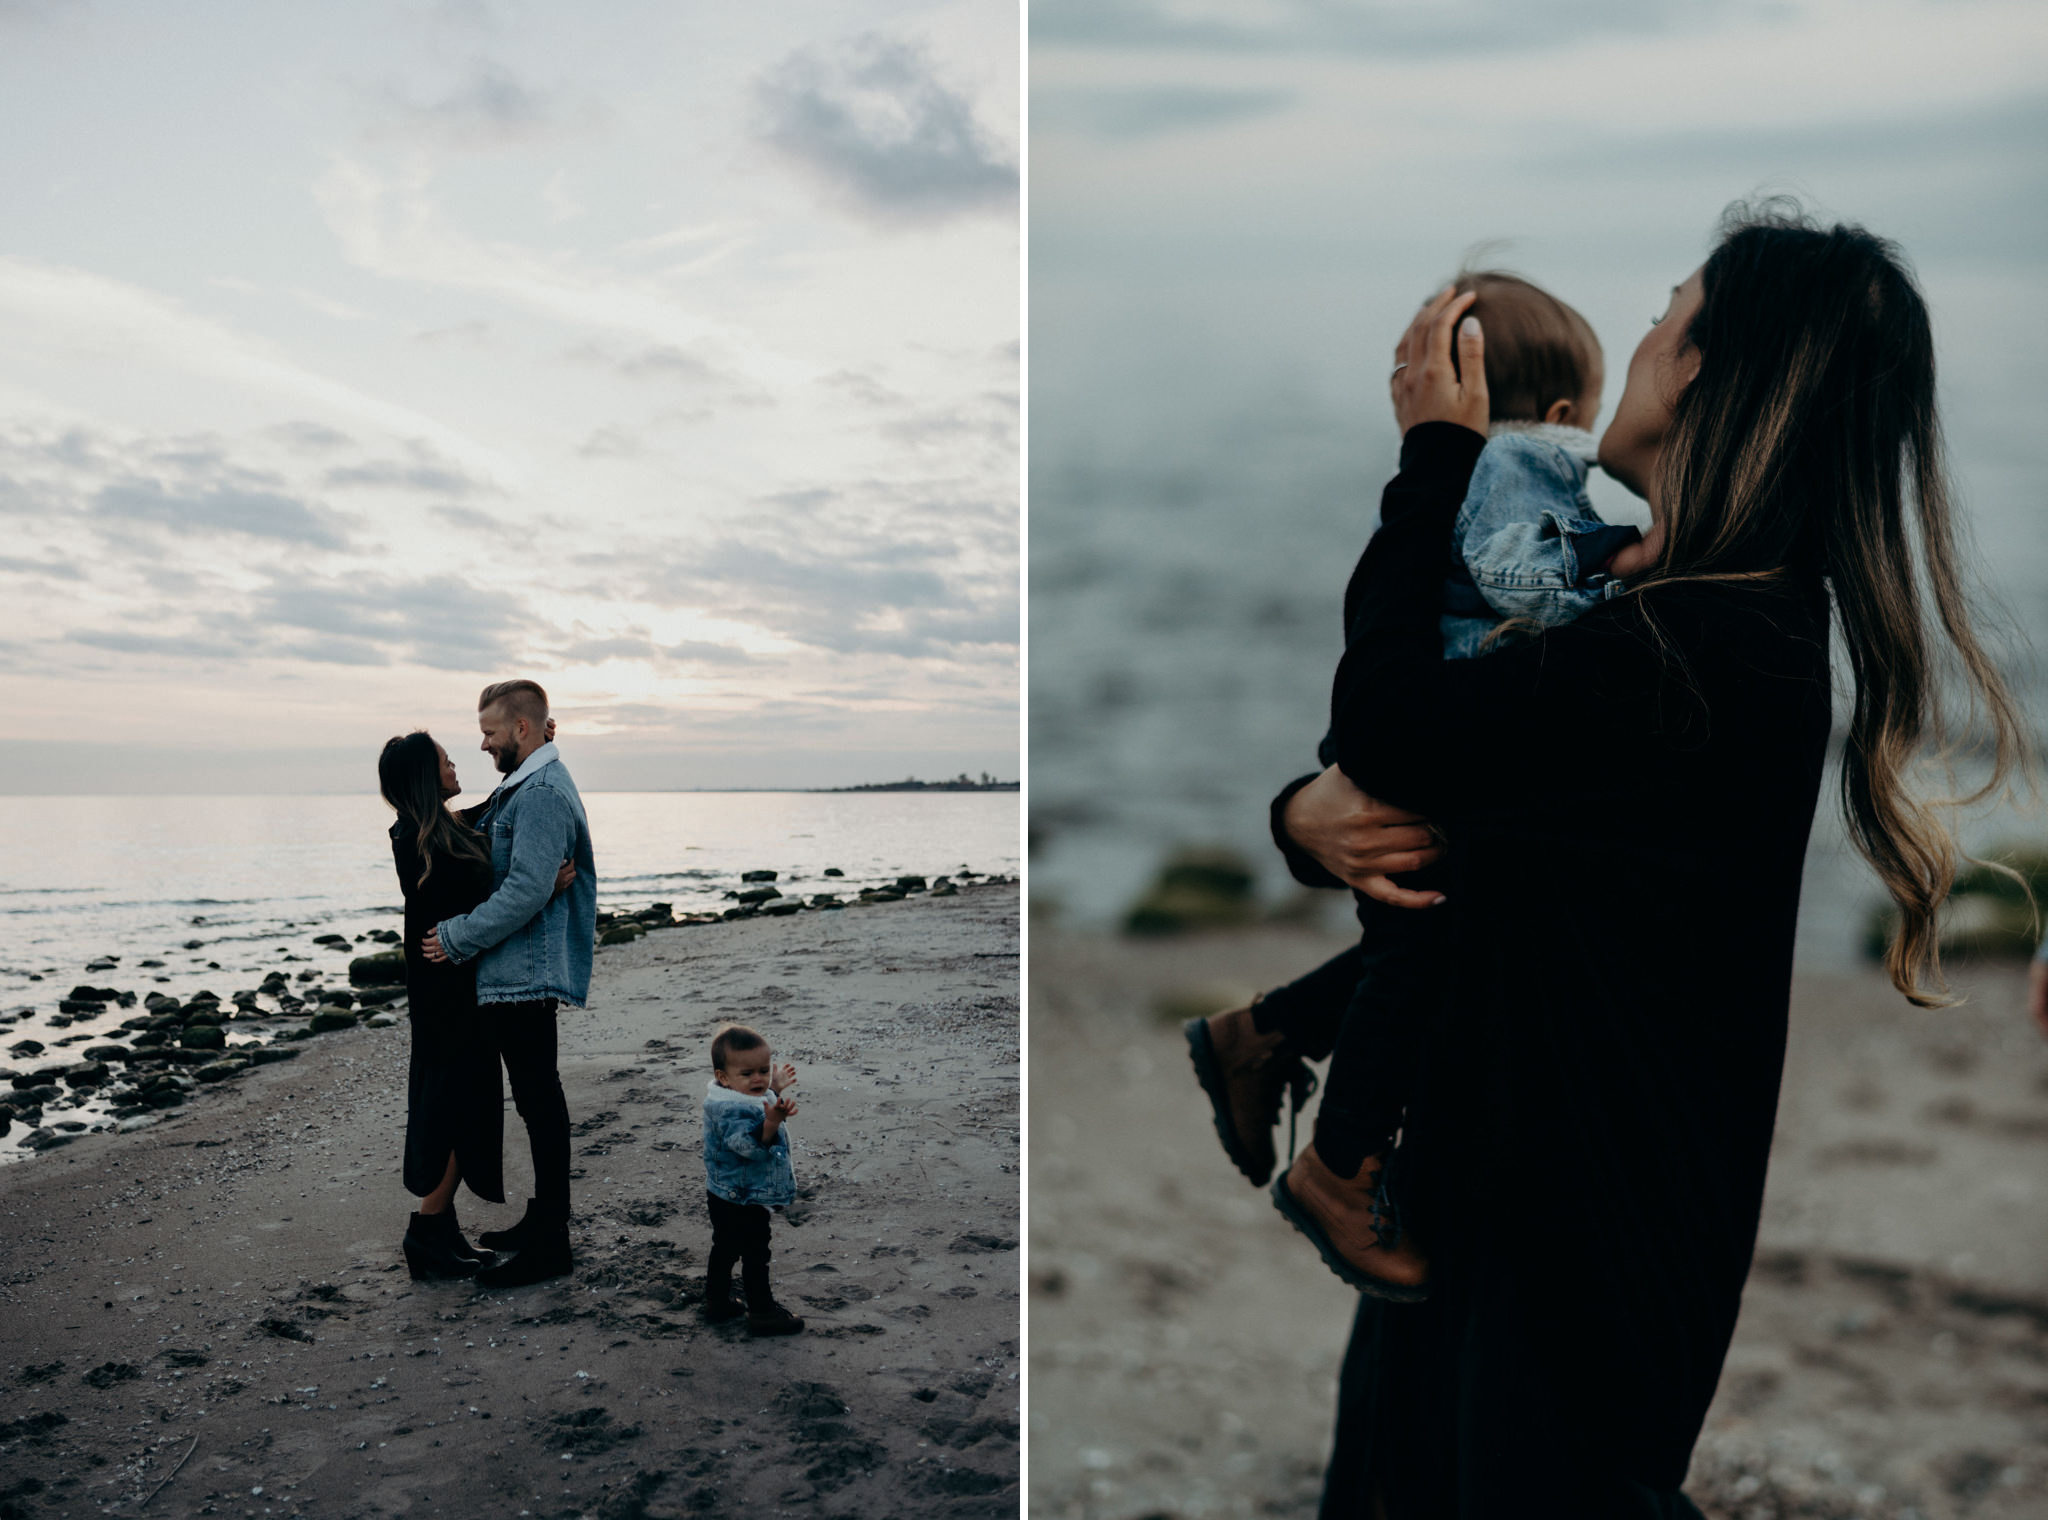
[1391,287,1489,438]
[1284,765,1447,910]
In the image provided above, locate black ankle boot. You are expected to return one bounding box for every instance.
[438,1204,491,1267]
[402,1211,486,1281]
[479,1198,543,1252]
[475,1206,573,1289]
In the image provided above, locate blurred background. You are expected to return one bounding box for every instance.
[1027,3,2048,1518]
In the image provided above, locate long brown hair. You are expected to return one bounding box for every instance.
[378,730,490,889]
[1633,201,2032,1006]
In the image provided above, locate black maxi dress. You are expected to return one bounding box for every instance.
[1280,424,1833,1518]
[391,821,505,1203]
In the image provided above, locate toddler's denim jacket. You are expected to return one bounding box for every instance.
[703,1079,796,1208]
[1439,423,1642,659]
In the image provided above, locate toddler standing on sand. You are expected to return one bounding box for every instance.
[702,1024,805,1336]
[1188,270,1661,1298]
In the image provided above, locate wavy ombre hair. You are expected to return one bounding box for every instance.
[378,731,489,890]
[1634,201,2031,1006]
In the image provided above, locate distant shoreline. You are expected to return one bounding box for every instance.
[817,778,1020,793]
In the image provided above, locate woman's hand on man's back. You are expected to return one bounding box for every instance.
[1282,765,1447,909]
[1391,286,1490,438]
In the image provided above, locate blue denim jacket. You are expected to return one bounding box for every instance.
[435,749,598,1008]
[703,1080,796,1207]
[1439,424,1641,659]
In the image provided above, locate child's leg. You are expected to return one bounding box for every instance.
[705,1191,742,1303]
[1249,944,1361,1059]
[1311,903,1442,1179]
[737,1204,774,1309]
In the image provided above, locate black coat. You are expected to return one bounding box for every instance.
[1282,424,1832,1517]
[391,818,505,1203]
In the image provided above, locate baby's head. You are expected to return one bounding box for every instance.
[711,1024,773,1095]
[1451,270,1603,430]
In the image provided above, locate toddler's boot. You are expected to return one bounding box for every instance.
[1184,998,1313,1186]
[1271,1143,1429,1301]
[746,1302,806,1337]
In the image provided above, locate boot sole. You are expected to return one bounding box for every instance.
[1269,1173,1429,1303]
[1182,1019,1275,1188]
[403,1241,485,1282]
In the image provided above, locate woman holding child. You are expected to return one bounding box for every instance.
[1191,205,2027,1515]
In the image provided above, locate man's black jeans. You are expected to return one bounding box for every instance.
[494,998,570,1210]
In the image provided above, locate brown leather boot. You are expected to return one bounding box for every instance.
[1184,999,1311,1187]
[1271,1144,1429,1301]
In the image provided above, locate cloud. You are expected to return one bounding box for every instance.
[1029,0,1758,55]
[756,35,1017,223]
[68,629,248,660]
[250,572,532,671]
[377,60,555,150]
[267,421,355,453]
[589,526,1017,660]
[0,257,513,480]
[323,441,493,497]
[1035,86,1295,140]
[0,555,84,580]
[92,479,351,550]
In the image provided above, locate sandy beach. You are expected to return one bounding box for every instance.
[1028,921,2048,1520]
[0,883,1020,1520]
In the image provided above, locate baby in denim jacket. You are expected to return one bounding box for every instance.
[1195,271,1654,1298]
[702,1023,805,1335]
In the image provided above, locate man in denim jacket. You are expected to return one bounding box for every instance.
[422,677,598,1287]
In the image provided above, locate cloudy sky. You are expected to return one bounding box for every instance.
[0,0,1017,794]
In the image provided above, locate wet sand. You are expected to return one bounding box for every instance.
[0,884,1020,1520]
[1028,922,2048,1520]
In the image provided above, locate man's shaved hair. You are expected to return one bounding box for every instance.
[478,679,549,725]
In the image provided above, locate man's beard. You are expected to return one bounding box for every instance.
[494,743,520,776]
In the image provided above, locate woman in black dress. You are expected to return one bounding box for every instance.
[1260,207,2029,1514]
[377,731,535,1278]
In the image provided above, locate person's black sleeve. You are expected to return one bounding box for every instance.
[1269,773,1346,889]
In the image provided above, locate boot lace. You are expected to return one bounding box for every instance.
[1280,1056,1317,1171]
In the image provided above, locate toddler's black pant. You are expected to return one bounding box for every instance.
[706,1190,773,1308]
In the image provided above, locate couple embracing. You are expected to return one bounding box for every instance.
[376,678,597,1290]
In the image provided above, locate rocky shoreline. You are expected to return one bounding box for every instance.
[0,868,1014,1163]
[0,880,1020,1518]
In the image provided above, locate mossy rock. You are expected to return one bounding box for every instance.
[194,1059,250,1083]
[1123,847,1258,936]
[349,950,406,986]
[600,925,645,946]
[308,1009,358,1034]
[736,886,782,905]
[762,900,804,917]
[1862,845,2048,962]
[178,1025,227,1051]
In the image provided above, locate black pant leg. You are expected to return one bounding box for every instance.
[1253,944,1364,1057]
[1313,902,1444,1175]
[707,1192,774,1306]
[737,1204,774,1308]
[495,998,571,1210]
[706,1191,739,1299]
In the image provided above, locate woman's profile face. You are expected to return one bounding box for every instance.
[435,742,460,800]
[1597,266,1705,510]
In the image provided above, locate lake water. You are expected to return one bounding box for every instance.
[0,788,1019,1042]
